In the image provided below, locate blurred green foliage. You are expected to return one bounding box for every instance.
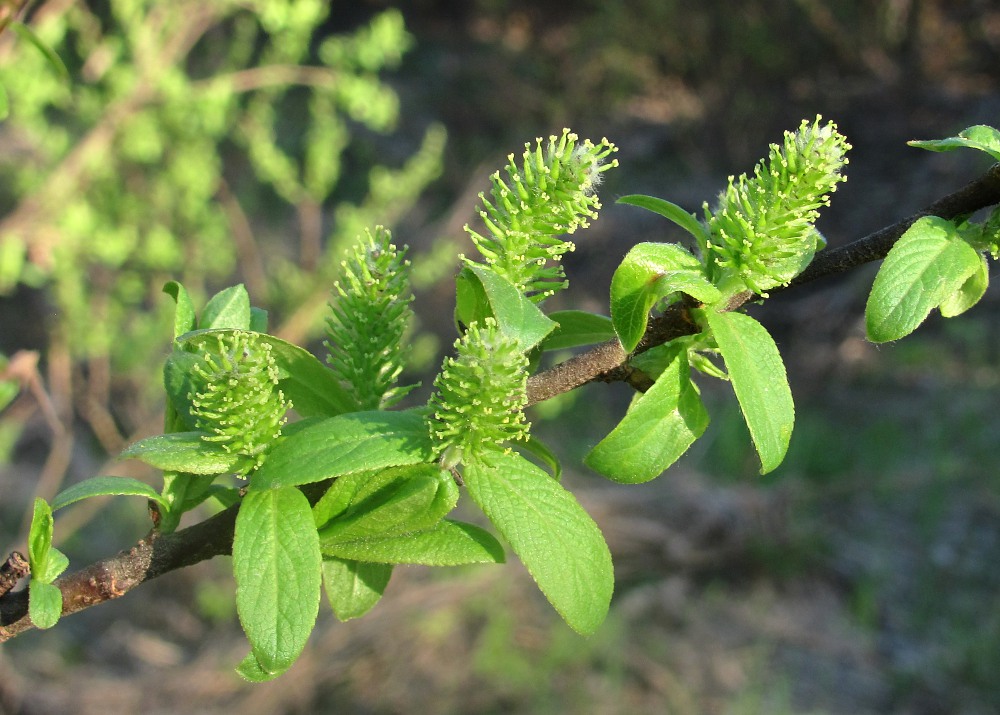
[0,0,443,416]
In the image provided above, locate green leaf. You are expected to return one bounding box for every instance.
[706,310,794,474]
[38,548,68,584]
[866,216,985,342]
[318,469,447,544]
[464,452,613,635]
[121,432,250,475]
[163,350,202,431]
[182,484,241,512]
[939,253,988,318]
[0,82,8,121]
[52,476,168,511]
[585,346,708,482]
[539,311,616,351]
[261,334,357,417]
[236,650,290,683]
[618,194,710,244]
[455,265,556,351]
[158,472,203,533]
[233,487,322,678]
[11,22,70,81]
[322,519,506,566]
[28,581,63,629]
[610,242,720,352]
[27,498,54,581]
[249,307,269,333]
[250,410,434,490]
[520,436,562,480]
[163,281,197,339]
[322,557,393,621]
[199,285,251,330]
[908,125,1000,162]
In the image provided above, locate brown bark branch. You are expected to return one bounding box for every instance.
[0,501,239,640]
[2,165,999,641]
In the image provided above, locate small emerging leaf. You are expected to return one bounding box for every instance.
[162,282,197,339]
[618,194,709,244]
[29,580,63,629]
[610,242,719,352]
[199,285,252,330]
[27,498,54,581]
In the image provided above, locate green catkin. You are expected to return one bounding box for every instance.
[428,318,529,468]
[702,116,851,294]
[325,226,416,409]
[465,129,619,302]
[189,331,290,474]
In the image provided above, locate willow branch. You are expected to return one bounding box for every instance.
[0,502,238,641]
[527,162,1000,405]
[3,165,999,640]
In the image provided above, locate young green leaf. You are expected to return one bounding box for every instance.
[322,557,393,621]
[27,498,54,582]
[908,125,1000,163]
[233,486,322,680]
[162,281,197,338]
[610,242,720,352]
[52,476,168,511]
[250,410,434,490]
[28,580,63,630]
[618,194,710,245]
[317,469,449,544]
[520,436,562,480]
[464,451,613,635]
[322,519,506,566]
[260,334,358,417]
[705,310,794,474]
[585,346,708,482]
[939,254,988,318]
[539,311,616,351]
[236,650,287,683]
[249,307,269,333]
[199,284,252,330]
[866,216,985,342]
[121,432,251,475]
[455,265,556,351]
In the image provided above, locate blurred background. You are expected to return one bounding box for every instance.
[1,1,1000,713]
